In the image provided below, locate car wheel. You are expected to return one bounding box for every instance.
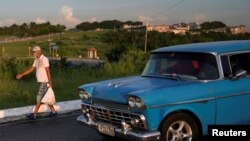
[160,113,199,141]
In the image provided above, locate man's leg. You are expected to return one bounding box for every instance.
[27,83,48,119]
[33,103,42,116]
[27,103,41,119]
[47,104,57,117]
[48,104,56,113]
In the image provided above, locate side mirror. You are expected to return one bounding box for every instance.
[235,69,247,78]
[231,69,247,80]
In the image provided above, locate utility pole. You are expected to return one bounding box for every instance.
[144,23,148,53]
[113,26,116,48]
[28,46,31,56]
[2,38,7,56]
[48,32,51,54]
[60,32,63,60]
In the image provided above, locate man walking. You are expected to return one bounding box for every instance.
[16,46,57,120]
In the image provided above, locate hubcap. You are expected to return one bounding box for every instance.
[166,121,192,141]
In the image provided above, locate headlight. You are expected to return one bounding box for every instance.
[135,97,144,109]
[79,90,91,100]
[128,97,136,108]
[128,96,145,109]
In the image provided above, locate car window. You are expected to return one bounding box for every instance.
[229,53,250,76]
[142,52,219,80]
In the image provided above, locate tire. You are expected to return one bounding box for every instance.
[160,113,199,141]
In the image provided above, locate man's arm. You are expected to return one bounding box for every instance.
[45,67,52,88]
[16,66,35,79]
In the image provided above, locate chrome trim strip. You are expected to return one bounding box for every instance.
[77,115,161,141]
[216,53,225,79]
[148,91,250,109]
[219,50,250,56]
[216,91,250,99]
[148,97,215,109]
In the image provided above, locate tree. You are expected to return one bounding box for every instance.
[0,22,65,37]
[76,20,144,31]
[200,21,227,30]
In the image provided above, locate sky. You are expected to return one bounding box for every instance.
[0,0,249,31]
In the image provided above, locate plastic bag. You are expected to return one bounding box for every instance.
[41,87,56,105]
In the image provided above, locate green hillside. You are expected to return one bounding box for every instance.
[0,30,110,59]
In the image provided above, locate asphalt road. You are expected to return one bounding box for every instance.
[0,112,208,141]
[0,113,108,141]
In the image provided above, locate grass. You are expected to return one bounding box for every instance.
[0,30,109,59]
[0,68,134,109]
[0,58,140,109]
[0,30,145,109]
[0,79,37,108]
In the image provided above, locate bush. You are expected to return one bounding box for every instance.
[104,49,149,75]
[0,51,149,109]
[0,57,33,80]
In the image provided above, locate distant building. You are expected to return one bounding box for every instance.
[95,28,103,31]
[146,23,193,35]
[206,25,246,34]
[172,23,189,30]
[123,24,145,31]
[139,22,246,35]
[187,22,201,30]
[87,48,99,59]
[230,25,246,34]
[171,29,187,35]
[147,24,170,32]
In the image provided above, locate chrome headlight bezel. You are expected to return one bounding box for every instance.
[135,97,144,109]
[79,90,91,100]
[128,96,145,109]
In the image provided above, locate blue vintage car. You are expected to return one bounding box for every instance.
[77,40,250,141]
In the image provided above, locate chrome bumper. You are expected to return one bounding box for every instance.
[77,114,161,141]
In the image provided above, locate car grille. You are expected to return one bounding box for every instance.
[82,103,147,129]
[93,98,129,111]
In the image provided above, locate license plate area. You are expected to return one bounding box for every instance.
[98,123,115,136]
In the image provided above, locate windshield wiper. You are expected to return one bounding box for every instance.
[142,73,198,81]
[161,73,199,80]
[141,74,184,81]
[159,74,184,81]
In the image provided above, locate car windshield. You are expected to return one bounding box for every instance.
[142,52,219,80]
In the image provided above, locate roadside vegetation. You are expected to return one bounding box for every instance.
[0,20,250,109]
[0,49,148,109]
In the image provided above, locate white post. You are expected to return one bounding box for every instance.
[144,23,148,53]
[2,47,5,56]
[28,47,31,56]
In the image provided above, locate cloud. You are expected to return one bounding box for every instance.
[138,15,168,24]
[195,14,206,23]
[35,18,47,24]
[156,16,169,24]
[89,17,97,22]
[59,5,81,27]
[139,15,153,24]
[0,19,16,27]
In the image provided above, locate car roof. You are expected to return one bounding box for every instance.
[152,40,250,54]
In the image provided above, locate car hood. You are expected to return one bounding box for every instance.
[80,76,200,104]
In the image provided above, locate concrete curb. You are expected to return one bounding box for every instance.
[0,100,81,124]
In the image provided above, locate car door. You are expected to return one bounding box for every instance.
[215,52,250,124]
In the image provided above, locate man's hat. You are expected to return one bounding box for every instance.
[32,46,41,52]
